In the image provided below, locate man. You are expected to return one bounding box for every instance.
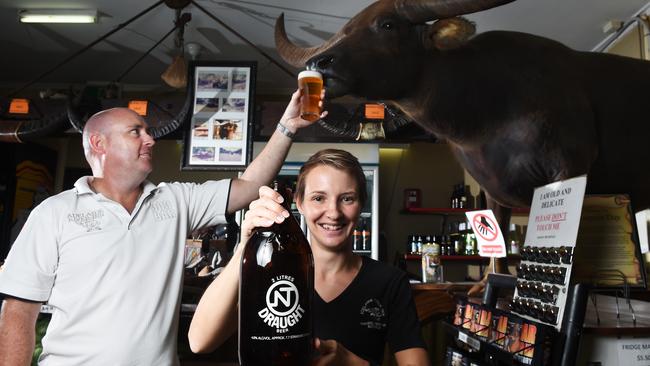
[0,89,324,365]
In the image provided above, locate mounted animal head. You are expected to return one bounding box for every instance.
[0,86,193,143]
[275,0,515,100]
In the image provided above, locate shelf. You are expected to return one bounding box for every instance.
[511,207,530,215]
[402,207,470,215]
[404,254,522,263]
[402,207,530,216]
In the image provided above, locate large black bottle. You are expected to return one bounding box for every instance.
[239,182,314,366]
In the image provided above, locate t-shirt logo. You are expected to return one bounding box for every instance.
[150,200,177,221]
[360,298,387,330]
[67,209,104,232]
[257,276,305,333]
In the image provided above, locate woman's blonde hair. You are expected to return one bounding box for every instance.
[295,149,367,206]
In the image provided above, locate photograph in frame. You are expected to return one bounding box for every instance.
[182,61,256,170]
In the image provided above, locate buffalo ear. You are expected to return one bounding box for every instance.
[423,17,476,50]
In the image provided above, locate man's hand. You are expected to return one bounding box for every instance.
[312,338,369,366]
[279,88,328,134]
[239,186,290,245]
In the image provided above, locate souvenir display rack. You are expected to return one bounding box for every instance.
[443,278,590,366]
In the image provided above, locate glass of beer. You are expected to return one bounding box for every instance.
[297,70,323,121]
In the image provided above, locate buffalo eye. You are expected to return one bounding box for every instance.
[380,20,394,30]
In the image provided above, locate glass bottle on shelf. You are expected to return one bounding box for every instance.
[361,218,371,251]
[457,222,467,256]
[450,184,459,208]
[416,235,423,254]
[508,223,521,255]
[475,189,487,210]
[464,185,475,209]
[458,185,467,209]
[437,235,446,256]
[353,226,361,251]
[465,223,477,256]
[424,235,432,248]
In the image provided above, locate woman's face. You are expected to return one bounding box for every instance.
[296,165,362,252]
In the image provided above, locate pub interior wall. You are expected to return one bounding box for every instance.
[53,134,464,267]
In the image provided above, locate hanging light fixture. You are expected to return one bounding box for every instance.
[19,9,97,24]
[161,1,192,89]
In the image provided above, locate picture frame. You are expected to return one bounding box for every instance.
[181,61,256,170]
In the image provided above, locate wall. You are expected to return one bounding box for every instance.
[54,133,465,265]
[52,136,238,189]
[607,22,643,58]
[378,143,464,264]
[51,133,467,269]
[604,20,650,271]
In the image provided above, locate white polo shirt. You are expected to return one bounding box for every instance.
[0,177,231,365]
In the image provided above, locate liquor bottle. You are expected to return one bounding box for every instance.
[458,222,467,255]
[450,184,459,208]
[416,235,423,254]
[458,185,467,208]
[465,223,477,256]
[361,218,371,251]
[476,189,487,210]
[508,224,521,255]
[407,235,416,254]
[290,180,298,212]
[464,185,475,209]
[353,227,362,251]
[239,181,314,366]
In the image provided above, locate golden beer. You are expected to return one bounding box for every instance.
[297,70,323,122]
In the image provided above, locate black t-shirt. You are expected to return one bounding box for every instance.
[313,256,426,365]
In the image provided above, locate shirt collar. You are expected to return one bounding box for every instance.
[74,176,159,197]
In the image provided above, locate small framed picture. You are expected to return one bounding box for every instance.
[182,61,256,170]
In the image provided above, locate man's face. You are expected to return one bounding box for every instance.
[102,112,155,177]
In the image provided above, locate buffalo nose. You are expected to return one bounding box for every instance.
[308,55,335,71]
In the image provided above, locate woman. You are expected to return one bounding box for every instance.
[189,149,429,366]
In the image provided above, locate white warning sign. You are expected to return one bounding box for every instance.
[465,210,506,258]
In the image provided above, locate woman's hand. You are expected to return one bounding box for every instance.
[279,88,328,134]
[312,338,369,366]
[240,185,290,245]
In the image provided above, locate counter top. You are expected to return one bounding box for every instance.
[583,293,650,335]
[410,282,476,323]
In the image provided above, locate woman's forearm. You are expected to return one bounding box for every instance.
[188,244,244,353]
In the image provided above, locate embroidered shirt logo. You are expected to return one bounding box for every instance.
[359,298,387,330]
[68,210,104,232]
[151,200,177,221]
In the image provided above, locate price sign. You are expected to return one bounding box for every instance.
[128,100,148,116]
[364,103,384,119]
[9,98,29,114]
[618,339,650,366]
[458,330,480,350]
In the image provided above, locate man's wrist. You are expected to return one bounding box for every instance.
[276,121,296,139]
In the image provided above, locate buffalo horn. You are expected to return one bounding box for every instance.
[275,13,345,68]
[394,0,516,23]
[148,82,193,139]
[0,110,70,143]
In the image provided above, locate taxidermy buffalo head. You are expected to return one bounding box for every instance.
[276,0,514,100]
